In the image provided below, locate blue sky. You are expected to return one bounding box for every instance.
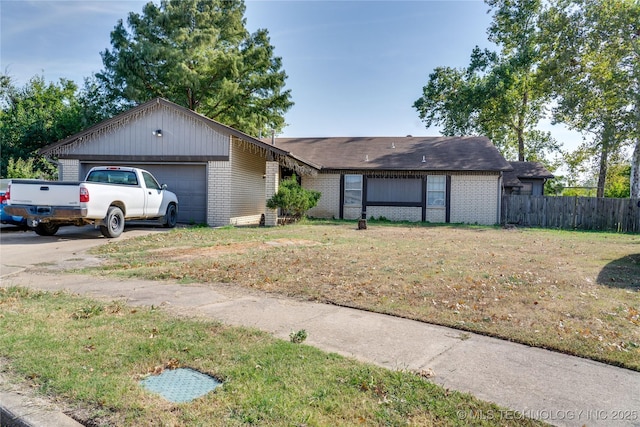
[1,0,581,153]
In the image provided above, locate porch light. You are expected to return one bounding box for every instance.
[422,155,426,163]
[153,129,163,137]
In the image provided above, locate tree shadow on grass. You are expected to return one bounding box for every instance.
[597,254,640,290]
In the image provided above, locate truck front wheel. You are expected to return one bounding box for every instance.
[101,206,125,238]
[163,203,178,228]
[33,223,59,236]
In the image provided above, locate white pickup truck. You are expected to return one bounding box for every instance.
[5,166,179,238]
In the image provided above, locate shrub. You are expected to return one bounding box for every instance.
[266,175,321,222]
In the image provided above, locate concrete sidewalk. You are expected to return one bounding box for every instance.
[2,271,639,427]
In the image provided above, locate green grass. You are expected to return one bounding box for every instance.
[0,287,544,426]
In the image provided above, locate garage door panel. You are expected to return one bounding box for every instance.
[138,165,206,224]
[80,163,206,224]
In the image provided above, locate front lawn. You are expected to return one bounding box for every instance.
[90,221,640,371]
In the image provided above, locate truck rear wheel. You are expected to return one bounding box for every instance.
[163,203,178,228]
[33,223,59,236]
[100,206,125,238]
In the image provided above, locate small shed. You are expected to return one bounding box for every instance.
[503,162,554,196]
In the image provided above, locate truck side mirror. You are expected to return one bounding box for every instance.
[162,184,168,190]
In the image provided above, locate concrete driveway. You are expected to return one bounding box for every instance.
[0,223,168,277]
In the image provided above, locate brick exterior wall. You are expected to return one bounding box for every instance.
[302,174,340,219]
[343,206,361,220]
[450,174,500,225]
[425,207,446,223]
[264,161,279,226]
[207,160,231,226]
[367,206,422,222]
[301,171,500,225]
[59,159,80,181]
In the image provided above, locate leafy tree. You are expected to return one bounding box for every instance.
[0,74,84,178]
[266,175,321,222]
[605,162,631,198]
[560,144,631,197]
[77,75,127,128]
[414,0,560,163]
[562,143,595,188]
[97,0,293,137]
[544,176,565,196]
[540,0,639,197]
[5,158,54,179]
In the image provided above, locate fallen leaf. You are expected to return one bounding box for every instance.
[417,368,436,379]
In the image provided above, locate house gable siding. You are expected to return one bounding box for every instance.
[59,104,229,158]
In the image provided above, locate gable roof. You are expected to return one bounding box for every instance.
[38,98,318,171]
[503,161,554,188]
[270,136,512,172]
[38,98,514,176]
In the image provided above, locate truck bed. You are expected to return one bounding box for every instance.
[7,180,83,207]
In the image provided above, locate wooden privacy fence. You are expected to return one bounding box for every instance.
[501,195,640,233]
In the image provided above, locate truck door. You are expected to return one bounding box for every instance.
[141,171,164,216]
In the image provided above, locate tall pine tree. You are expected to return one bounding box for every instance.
[97,0,293,136]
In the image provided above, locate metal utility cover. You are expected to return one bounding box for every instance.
[140,368,222,403]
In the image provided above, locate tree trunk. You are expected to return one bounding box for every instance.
[517,128,525,161]
[517,90,528,162]
[596,151,607,198]
[631,39,640,198]
[631,137,640,198]
[596,123,613,198]
[186,88,199,111]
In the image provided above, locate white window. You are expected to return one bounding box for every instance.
[427,176,446,206]
[344,175,362,205]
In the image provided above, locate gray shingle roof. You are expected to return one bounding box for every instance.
[503,161,554,188]
[270,136,512,172]
[507,161,555,179]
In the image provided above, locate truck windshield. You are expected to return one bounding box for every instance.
[87,170,138,185]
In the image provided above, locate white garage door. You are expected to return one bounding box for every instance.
[81,163,207,224]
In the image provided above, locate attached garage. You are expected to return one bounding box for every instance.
[40,98,312,227]
[79,163,207,224]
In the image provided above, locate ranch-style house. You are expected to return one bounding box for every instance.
[40,97,524,227]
